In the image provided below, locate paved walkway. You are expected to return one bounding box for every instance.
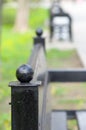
[61,1,86,68]
[45,1,86,68]
[46,41,75,50]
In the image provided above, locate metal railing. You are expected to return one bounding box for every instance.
[8,29,86,130]
[9,29,48,130]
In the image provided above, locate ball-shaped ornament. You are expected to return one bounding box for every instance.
[16,64,34,83]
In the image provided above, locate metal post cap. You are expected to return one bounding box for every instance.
[16,64,34,83]
[36,28,43,37]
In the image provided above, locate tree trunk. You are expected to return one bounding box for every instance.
[14,0,29,32]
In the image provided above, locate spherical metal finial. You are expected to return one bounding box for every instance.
[16,64,34,83]
[36,28,43,37]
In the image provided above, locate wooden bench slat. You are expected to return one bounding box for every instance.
[76,111,86,130]
[51,111,67,130]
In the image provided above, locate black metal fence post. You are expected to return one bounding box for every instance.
[34,28,45,50]
[9,64,40,130]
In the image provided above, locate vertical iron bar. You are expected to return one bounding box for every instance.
[9,82,39,130]
[9,64,40,130]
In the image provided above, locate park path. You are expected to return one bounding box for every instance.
[45,1,86,68]
[61,1,86,68]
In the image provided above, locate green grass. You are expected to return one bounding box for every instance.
[47,49,74,59]
[68,120,78,130]
[2,27,34,79]
[46,49,77,62]
[0,113,11,130]
[46,48,82,68]
[50,82,86,110]
[30,8,48,29]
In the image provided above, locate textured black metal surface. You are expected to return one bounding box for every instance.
[28,45,46,83]
[11,85,38,130]
[16,64,34,83]
[27,29,48,130]
[49,69,86,82]
[28,29,46,80]
[34,38,45,48]
[9,81,41,87]
[34,28,45,49]
[36,28,43,37]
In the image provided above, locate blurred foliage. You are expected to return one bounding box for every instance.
[3,0,40,3]
[0,113,11,130]
[30,8,48,29]
[2,7,48,28]
[2,7,17,26]
[2,27,34,80]
[3,0,12,3]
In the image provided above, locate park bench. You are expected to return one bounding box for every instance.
[9,29,86,130]
[49,2,72,42]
